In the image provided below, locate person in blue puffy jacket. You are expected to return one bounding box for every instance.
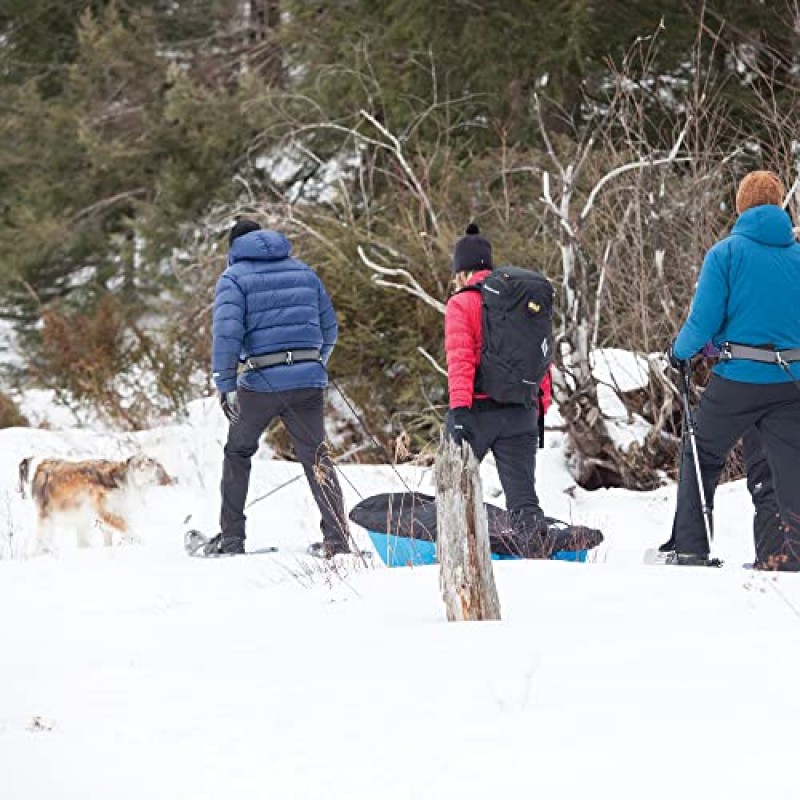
[666,171,800,570]
[206,219,351,558]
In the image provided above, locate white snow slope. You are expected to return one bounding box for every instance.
[1,398,799,800]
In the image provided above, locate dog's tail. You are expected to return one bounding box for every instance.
[18,456,32,499]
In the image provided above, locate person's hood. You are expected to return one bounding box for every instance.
[229,229,292,263]
[731,204,795,247]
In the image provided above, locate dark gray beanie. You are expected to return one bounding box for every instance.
[229,218,261,246]
[452,223,492,273]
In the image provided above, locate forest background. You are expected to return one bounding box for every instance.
[1,0,798,489]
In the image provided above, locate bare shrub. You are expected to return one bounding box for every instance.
[0,392,28,428]
[32,295,192,429]
[276,550,371,594]
[36,296,129,420]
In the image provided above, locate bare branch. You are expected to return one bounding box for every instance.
[579,154,692,225]
[571,135,596,187]
[783,175,800,210]
[540,171,576,239]
[285,213,348,262]
[534,93,565,179]
[68,188,147,225]
[358,109,440,234]
[357,245,445,314]
[417,346,447,376]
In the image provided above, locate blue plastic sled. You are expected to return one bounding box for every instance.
[368,530,587,568]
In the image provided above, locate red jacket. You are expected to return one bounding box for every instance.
[445,270,552,412]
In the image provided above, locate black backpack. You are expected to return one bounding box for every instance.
[462,266,554,408]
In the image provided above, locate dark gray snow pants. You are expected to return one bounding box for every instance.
[220,387,349,545]
[445,399,545,555]
[672,375,800,569]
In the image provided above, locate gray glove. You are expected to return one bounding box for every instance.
[219,390,240,424]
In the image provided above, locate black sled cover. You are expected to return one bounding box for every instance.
[348,492,603,559]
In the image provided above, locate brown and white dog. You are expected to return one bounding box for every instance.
[18,454,174,553]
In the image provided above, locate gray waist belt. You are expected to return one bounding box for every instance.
[719,343,800,366]
[243,349,321,371]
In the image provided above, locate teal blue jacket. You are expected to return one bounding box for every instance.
[674,204,800,383]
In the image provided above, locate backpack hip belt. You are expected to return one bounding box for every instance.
[243,348,321,371]
[719,343,800,367]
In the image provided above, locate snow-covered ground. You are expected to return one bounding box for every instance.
[1,398,799,799]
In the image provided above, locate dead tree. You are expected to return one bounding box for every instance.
[435,437,501,622]
[534,88,693,489]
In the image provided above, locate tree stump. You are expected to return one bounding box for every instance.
[435,437,501,622]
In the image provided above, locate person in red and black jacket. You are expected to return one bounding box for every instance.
[444,224,553,557]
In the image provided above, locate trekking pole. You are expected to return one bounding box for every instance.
[245,473,303,509]
[678,362,714,554]
[244,442,373,510]
[246,368,366,503]
[328,377,417,494]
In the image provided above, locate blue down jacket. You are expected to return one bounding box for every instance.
[212,230,337,393]
[674,204,800,383]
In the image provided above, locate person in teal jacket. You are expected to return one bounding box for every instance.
[668,170,800,570]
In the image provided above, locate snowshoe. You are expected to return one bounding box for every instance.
[666,552,723,568]
[307,539,352,559]
[185,530,243,557]
[643,548,723,567]
[306,540,373,561]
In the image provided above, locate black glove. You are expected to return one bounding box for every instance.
[219,390,241,424]
[667,342,688,371]
[449,407,475,447]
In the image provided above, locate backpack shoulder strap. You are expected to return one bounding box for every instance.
[454,281,484,296]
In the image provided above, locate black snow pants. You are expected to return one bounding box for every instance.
[741,428,783,567]
[673,375,800,569]
[220,387,349,546]
[445,399,545,556]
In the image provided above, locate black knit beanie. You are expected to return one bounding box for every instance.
[229,218,261,246]
[452,223,492,273]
